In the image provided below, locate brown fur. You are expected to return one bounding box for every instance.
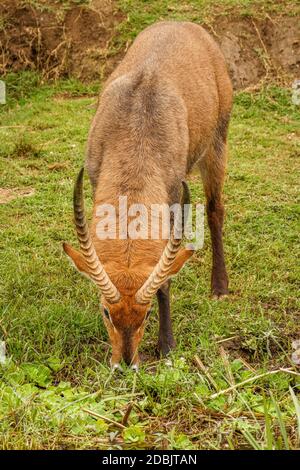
[65,21,233,366]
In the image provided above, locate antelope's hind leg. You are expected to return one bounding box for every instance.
[156,281,175,357]
[199,115,230,298]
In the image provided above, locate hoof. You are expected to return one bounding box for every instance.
[212,293,229,300]
[157,341,176,358]
[111,363,123,372]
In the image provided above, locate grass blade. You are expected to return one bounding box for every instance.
[289,386,300,444]
[270,392,289,450]
[263,395,274,450]
[242,429,262,450]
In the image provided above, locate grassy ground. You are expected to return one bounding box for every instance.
[0,68,299,449]
[114,0,299,41]
[109,0,300,65]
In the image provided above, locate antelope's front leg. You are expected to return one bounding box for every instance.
[156,281,175,356]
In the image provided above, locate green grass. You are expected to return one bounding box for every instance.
[15,0,300,19]
[0,72,299,449]
[110,0,299,55]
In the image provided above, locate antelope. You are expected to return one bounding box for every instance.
[63,21,233,370]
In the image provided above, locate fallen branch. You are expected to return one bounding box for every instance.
[216,335,238,344]
[54,392,142,416]
[219,346,235,387]
[209,367,297,399]
[194,354,218,391]
[83,408,125,430]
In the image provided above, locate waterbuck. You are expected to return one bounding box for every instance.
[63,21,233,369]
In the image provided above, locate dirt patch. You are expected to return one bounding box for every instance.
[48,162,69,171]
[0,1,299,88]
[0,187,35,204]
[0,0,124,80]
[216,16,300,89]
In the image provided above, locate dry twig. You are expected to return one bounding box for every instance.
[83,408,125,430]
[210,368,298,399]
[194,354,218,391]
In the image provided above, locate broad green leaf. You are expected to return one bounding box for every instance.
[21,363,52,387]
[123,424,146,443]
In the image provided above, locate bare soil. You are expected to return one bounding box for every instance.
[216,15,300,89]
[0,187,35,203]
[0,0,124,81]
[0,0,299,88]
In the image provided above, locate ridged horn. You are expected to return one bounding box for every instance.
[73,168,120,303]
[135,181,190,304]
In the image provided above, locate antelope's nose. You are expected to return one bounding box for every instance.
[122,351,139,369]
[123,355,134,366]
[122,345,135,366]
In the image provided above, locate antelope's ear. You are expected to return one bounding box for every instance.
[167,245,195,277]
[62,242,90,277]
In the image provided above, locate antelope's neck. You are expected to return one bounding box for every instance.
[90,167,169,286]
[87,68,189,285]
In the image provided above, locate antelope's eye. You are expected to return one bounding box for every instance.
[103,308,110,319]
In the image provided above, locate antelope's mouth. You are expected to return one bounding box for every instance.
[122,332,139,367]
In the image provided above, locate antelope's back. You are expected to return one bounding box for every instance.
[86,22,233,190]
[106,21,232,148]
